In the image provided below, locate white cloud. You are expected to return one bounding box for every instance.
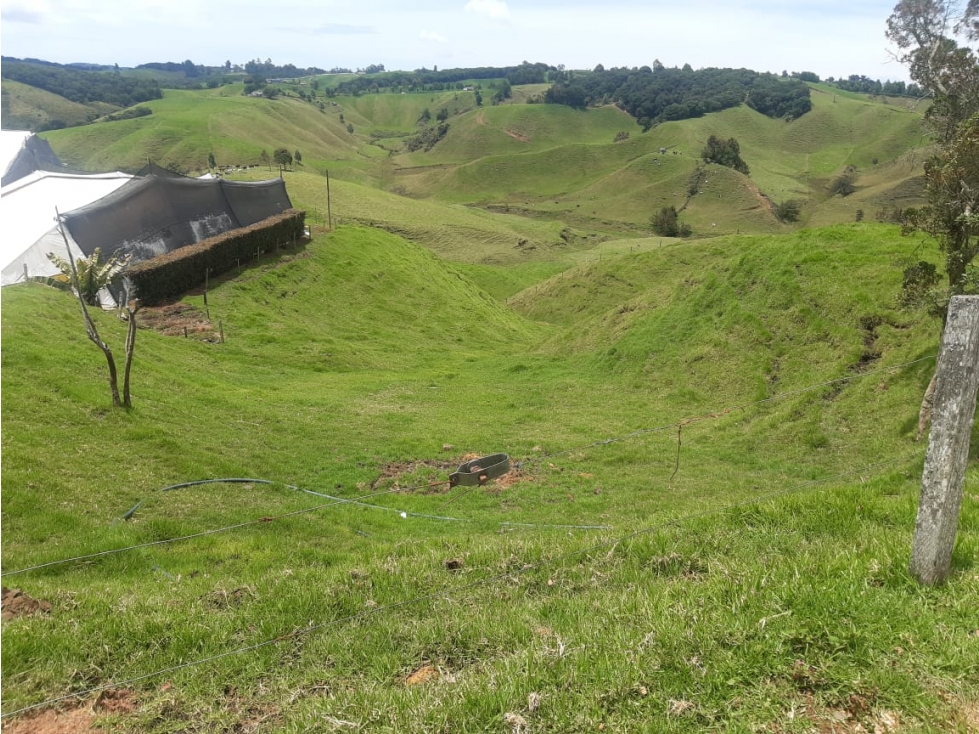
[1,0,51,23]
[420,28,448,43]
[463,0,509,20]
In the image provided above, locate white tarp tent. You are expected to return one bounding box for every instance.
[1,170,133,286]
[1,131,33,178]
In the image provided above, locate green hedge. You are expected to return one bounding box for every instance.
[125,209,306,304]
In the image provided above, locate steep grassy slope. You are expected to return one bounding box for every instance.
[1,79,114,131]
[394,86,927,235]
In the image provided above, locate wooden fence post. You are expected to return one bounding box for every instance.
[910,295,979,585]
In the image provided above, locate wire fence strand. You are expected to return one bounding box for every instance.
[0,451,923,720]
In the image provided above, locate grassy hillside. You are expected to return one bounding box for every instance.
[3,221,976,731]
[388,87,927,235]
[42,88,369,181]
[0,79,115,131]
[33,81,929,243]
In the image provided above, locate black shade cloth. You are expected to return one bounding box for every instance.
[62,174,293,261]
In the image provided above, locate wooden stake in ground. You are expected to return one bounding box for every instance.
[910,295,979,585]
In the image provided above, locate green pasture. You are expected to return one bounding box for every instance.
[43,89,366,179]
[3,216,977,731]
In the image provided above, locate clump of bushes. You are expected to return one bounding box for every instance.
[650,206,692,237]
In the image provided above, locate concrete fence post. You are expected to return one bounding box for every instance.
[910,295,979,585]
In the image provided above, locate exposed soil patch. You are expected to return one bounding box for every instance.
[404,664,439,686]
[744,178,776,217]
[1,707,93,734]
[204,586,255,609]
[137,302,219,341]
[2,586,52,621]
[370,454,530,493]
[850,315,883,373]
[504,128,530,143]
[93,689,137,714]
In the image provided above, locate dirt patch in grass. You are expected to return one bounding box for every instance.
[1,707,93,734]
[404,664,439,686]
[93,689,138,714]
[137,302,219,341]
[370,454,531,493]
[2,587,52,621]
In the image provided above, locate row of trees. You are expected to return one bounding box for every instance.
[828,74,923,97]
[331,62,550,97]
[0,58,163,107]
[543,66,812,129]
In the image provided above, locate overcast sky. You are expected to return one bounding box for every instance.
[1,0,909,81]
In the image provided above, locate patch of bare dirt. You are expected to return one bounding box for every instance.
[137,302,219,341]
[504,128,530,143]
[404,664,439,686]
[1,708,93,734]
[2,587,52,621]
[370,454,531,493]
[93,689,137,714]
[744,178,777,216]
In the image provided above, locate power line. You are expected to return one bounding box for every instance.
[1,451,922,720]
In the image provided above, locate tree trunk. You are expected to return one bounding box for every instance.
[122,299,139,409]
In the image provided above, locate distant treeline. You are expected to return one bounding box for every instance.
[332,62,553,96]
[827,74,923,97]
[543,65,812,128]
[1,57,163,107]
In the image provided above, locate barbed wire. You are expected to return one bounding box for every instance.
[0,451,924,720]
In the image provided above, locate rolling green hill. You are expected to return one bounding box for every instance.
[33,80,930,242]
[0,79,116,131]
[4,59,977,734]
[42,88,369,180]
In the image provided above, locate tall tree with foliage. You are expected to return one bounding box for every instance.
[701,135,750,175]
[886,0,979,436]
[273,148,293,168]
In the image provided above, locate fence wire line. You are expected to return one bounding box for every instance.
[0,451,923,720]
[1,354,934,579]
[1,477,610,579]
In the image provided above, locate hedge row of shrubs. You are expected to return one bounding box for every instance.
[125,209,306,304]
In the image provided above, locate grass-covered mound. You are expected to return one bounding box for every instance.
[3,219,976,731]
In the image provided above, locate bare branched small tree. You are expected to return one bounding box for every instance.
[51,213,138,408]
